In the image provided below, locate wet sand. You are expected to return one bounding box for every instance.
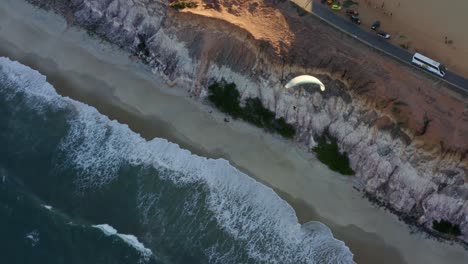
[334,0,468,76]
[1,0,468,263]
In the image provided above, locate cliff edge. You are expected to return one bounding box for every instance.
[28,0,468,243]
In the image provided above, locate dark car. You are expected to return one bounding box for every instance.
[346,9,358,16]
[377,31,391,39]
[350,15,361,24]
[371,21,380,30]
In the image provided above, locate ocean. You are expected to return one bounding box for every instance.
[0,56,354,264]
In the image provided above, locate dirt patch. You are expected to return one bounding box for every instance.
[175,0,468,155]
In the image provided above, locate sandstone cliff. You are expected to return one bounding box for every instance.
[29,0,468,243]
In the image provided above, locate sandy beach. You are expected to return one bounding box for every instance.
[324,0,468,76]
[1,0,468,263]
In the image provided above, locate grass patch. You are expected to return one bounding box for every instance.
[207,82,296,138]
[312,132,355,175]
[169,1,198,10]
[432,220,461,236]
[343,0,358,8]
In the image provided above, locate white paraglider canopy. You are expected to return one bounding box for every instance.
[284,75,325,91]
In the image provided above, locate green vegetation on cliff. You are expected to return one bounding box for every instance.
[312,132,355,175]
[208,82,243,118]
[243,98,295,138]
[432,219,462,236]
[136,34,150,63]
[169,1,198,10]
[207,82,296,139]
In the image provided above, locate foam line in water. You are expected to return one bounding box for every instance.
[0,56,355,263]
[93,224,153,260]
[25,230,40,247]
[41,205,53,210]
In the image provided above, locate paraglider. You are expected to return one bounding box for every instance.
[284,75,326,92]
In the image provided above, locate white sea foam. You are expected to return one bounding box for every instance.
[93,223,118,235]
[0,56,355,263]
[93,224,153,261]
[0,57,67,111]
[25,230,40,247]
[42,205,53,210]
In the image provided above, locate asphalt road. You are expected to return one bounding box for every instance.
[312,3,468,93]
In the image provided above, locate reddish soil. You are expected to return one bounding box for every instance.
[177,0,468,159]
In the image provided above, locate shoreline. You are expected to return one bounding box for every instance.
[1,0,468,263]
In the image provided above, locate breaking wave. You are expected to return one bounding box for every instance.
[93,224,153,262]
[0,57,354,263]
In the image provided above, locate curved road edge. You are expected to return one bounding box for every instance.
[292,1,468,96]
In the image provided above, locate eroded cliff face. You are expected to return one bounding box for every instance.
[30,0,468,242]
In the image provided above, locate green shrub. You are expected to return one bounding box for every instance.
[137,34,150,59]
[242,98,296,138]
[207,82,296,139]
[208,82,243,118]
[272,117,296,139]
[312,132,354,175]
[243,98,275,128]
[169,1,198,10]
[432,220,461,236]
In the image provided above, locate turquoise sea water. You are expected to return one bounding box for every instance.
[0,57,354,264]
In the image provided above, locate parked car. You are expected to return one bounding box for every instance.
[371,21,380,30]
[346,9,358,16]
[377,31,391,39]
[331,4,342,10]
[350,15,361,24]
